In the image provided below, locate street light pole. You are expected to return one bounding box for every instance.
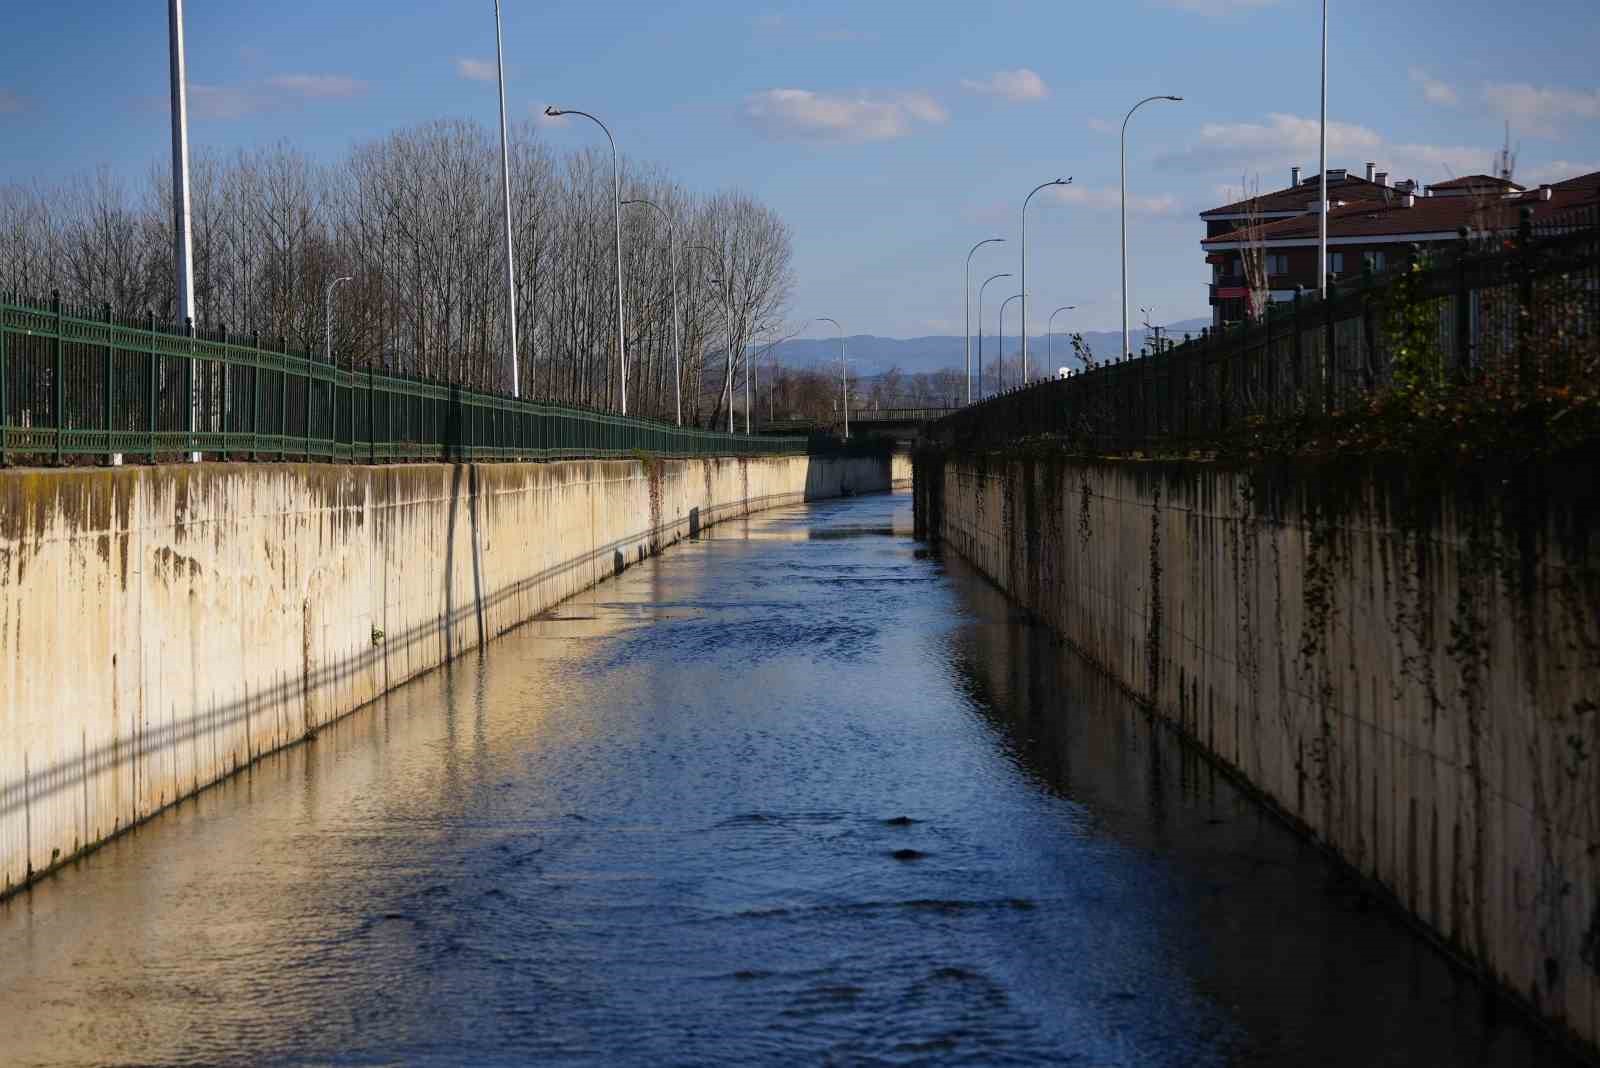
[999,293,1023,393]
[324,276,353,365]
[493,0,520,398]
[1047,305,1076,371]
[964,237,1004,404]
[167,0,199,462]
[753,324,808,425]
[1021,178,1069,387]
[977,272,1010,401]
[546,106,627,413]
[1121,95,1182,360]
[817,317,846,440]
[325,275,352,444]
[690,244,735,432]
[622,198,680,424]
[1318,0,1328,299]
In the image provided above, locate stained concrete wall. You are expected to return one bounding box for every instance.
[915,451,1600,1054]
[0,453,888,897]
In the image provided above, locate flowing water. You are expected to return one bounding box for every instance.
[0,491,1581,1066]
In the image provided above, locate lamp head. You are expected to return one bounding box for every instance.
[544,105,564,117]
[1053,177,1070,186]
[1165,95,1183,101]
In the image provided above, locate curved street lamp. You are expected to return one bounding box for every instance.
[999,292,1023,393]
[1021,178,1069,386]
[964,237,1004,404]
[976,271,1011,401]
[815,316,847,440]
[1047,304,1077,372]
[546,105,628,413]
[689,244,735,432]
[752,322,812,425]
[1121,95,1182,359]
[622,198,680,425]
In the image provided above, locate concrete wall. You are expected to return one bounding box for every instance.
[915,450,1600,1054]
[0,453,888,897]
[891,451,913,487]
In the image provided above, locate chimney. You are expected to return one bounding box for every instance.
[1291,165,1302,186]
[1365,162,1376,181]
[1374,171,1388,186]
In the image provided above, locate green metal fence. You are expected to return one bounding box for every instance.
[0,295,806,464]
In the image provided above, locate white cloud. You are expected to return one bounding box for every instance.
[815,28,877,44]
[1049,185,1179,215]
[1157,0,1279,15]
[1408,68,1458,107]
[1156,111,1498,192]
[0,89,25,115]
[266,74,368,99]
[188,84,261,120]
[744,88,947,143]
[1481,82,1600,137]
[456,58,497,83]
[1519,160,1600,186]
[180,74,367,119]
[1157,112,1381,170]
[1386,142,1498,183]
[960,69,1049,103]
[1087,117,1116,134]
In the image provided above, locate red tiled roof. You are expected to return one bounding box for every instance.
[1425,174,1522,194]
[1201,178,1599,246]
[1200,172,1393,217]
[1552,170,1600,193]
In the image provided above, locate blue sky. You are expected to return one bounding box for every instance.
[3,0,1597,338]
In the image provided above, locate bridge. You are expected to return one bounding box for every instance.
[761,406,958,443]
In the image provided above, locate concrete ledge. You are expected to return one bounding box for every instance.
[0,453,889,898]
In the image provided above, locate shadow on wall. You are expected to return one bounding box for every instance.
[0,453,892,898]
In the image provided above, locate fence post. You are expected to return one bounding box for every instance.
[103,302,114,462]
[147,309,158,461]
[279,336,288,462]
[1319,286,1332,413]
[250,330,260,461]
[53,291,64,465]
[0,297,8,465]
[184,317,196,458]
[219,322,229,461]
[1360,262,1377,390]
[1289,287,1303,408]
[304,344,314,460]
[1454,226,1471,381]
[1517,205,1534,400]
[368,367,375,464]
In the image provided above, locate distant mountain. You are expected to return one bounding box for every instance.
[765,319,1211,376]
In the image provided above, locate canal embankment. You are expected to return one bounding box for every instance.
[0,453,889,898]
[913,448,1600,1056]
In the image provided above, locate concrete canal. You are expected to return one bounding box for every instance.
[0,491,1580,1065]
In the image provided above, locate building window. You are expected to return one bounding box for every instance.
[1266,253,1289,276]
[1363,250,1387,272]
[1327,251,1345,276]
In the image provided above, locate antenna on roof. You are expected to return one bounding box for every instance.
[1495,121,1518,183]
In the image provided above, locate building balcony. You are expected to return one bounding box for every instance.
[1209,276,1247,304]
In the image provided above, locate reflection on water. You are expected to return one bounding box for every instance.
[0,493,1581,1066]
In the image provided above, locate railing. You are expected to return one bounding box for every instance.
[848,407,959,423]
[0,296,807,464]
[926,204,1599,454]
